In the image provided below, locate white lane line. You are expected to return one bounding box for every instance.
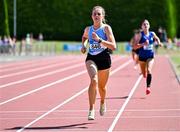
[15,87,88,132]
[0,59,41,69]
[0,70,86,106]
[0,57,123,104]
[2,116,180,120]
[0,62,84,89]
[108,75,143,132]
[117,116,180,118]
[1,108,180,113]
[0,59,81,79]
[0,55,74,69]
[112,131,180,132]
[16,59,132,132]
[0,56,122,89]
[0,57,123,88]
[1,58,79,72]
[125,109,180,112]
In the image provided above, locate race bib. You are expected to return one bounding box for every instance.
[143,44,153,50]
[90,43,101,50]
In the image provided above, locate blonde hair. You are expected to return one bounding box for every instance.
[92,6,106,24]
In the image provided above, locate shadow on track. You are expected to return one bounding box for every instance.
[5,122,94,131]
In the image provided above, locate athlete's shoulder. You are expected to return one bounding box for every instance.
[84,26,92,33]
[84,26,91,30]
[83,26,91,39]
[140,31,144,34]
[150,31,155,35]
[103,24,111,29]
[103,24,113,33]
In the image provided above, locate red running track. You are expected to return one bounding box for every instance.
[0,55,179,132]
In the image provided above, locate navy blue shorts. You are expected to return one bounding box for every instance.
[138,49,154,62]
[86,49,111,70]
[139,55,154,62]
[132,49,140,55]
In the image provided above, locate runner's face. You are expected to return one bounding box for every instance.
[142,20,150,31]
[92,9,104,23]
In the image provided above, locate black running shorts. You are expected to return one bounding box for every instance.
[86,49,111,70]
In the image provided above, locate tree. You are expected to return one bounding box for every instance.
[3,0,10,36]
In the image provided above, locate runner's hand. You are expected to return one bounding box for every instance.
[81,46,86,54]
[158,42,163,47]
[92,32,100,42]
[144,40,149,46]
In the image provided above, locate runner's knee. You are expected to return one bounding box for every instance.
[90,77,98,87]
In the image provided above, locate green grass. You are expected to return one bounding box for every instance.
[170,54,180,77]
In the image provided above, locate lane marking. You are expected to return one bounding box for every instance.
[0,57,125,105]
[2,116,180,120]
[16,60,132,132]
[108,75,143,132]
[1,108,180,113]
[0,62,84,89]
[0,59,82,79]
[0,57,123,88]
[16,87,88,132]
[0,70,86,106]
[125,109,180,112]
[0,55,77,68]
[112,131,180,132]
[1,58,80,72]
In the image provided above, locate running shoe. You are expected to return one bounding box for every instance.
[146,88,151,95]
[88,109,95,120]
[99,103,106,116]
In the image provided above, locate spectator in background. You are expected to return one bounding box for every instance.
[38,33,44,55]
[162,29,167,43]
[11,37,16,55]
[158,27,163,41]
[177,40,180,50]
[0,36,3,54]
[3,36,11,54]
[25,33,32,55]
[158,27,167,49]
[19,37,25,56]
[38,33,43,41]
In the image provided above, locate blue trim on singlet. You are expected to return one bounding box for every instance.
[88,25,107,55]
[139,31,155,59]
